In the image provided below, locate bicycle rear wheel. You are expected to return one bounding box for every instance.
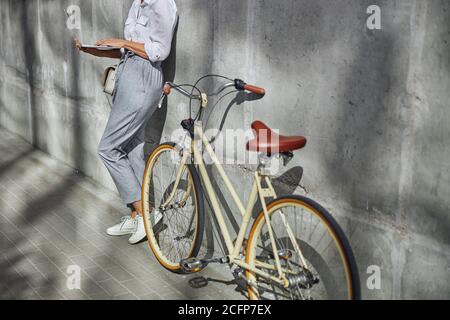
[245,195,360,300]
[142,143,204,273]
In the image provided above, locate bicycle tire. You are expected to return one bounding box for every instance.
[245,195,361,300]
[142,143,205,274]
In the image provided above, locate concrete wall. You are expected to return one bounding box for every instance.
[1,0,449,299]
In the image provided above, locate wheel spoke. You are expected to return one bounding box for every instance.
[142,145,202,271]
[246,198,358,300]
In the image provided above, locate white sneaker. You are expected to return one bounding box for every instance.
[128,215,147,244]
[106,216,137,236]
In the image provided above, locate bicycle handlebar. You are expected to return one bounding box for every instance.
[162,78,266,98]
[234,79,266,95]
[163,82,198,98]
[244,84,265,95]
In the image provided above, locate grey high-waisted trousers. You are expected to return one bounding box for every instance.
[98,52,162,206]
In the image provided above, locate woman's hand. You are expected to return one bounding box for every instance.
[74,38,122,59]
[95,38,126,48]
[74,38,86,52]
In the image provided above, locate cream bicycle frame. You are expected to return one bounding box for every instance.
[159,123,308,288]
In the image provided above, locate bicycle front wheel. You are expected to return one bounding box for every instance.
[142,143,204,274]
[245,195,360,300]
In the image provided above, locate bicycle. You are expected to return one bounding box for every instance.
[141,75,361,300]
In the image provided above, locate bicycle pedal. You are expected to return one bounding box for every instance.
[180,257,204,273]
[188,276,209,289]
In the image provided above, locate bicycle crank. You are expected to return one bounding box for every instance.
[180,257,227,273]
[262,248,293,261]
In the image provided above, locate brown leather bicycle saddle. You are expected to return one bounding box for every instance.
[246,121,307,154]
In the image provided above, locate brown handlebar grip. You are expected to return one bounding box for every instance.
[163,83,172,95]
[244,84,266,95]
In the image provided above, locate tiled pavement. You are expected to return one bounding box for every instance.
[0,128,245,300]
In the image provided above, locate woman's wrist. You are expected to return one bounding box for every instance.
[121,40,130,50]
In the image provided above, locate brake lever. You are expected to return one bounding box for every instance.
[157,92,166,109]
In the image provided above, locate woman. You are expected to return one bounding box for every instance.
[75,0,178,244]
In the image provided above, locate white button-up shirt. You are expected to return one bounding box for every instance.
[124,0,178,63]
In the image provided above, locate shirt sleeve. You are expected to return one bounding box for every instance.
[124,1,137,41]
[144,0,177,63]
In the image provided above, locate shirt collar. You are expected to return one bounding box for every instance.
[139,0,151,7]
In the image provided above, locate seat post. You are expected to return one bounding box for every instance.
[257,153,274,176]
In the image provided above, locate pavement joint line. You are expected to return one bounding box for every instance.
[96,277,137,298]
[44,204,167,274]
[7,174,42,197]
[46,213,147,271]
[0,230,54,300]
[0,213,99,299]
[53,202,113,234]
[0,130,245,299]
[0,190,109,258]
[34,217,133,288]
[22,209,149,298]
[2,156,121,231]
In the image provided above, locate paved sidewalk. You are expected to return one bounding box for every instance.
[0,128,244,300]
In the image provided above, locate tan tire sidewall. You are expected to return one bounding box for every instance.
[142,144,199,272]
[245,197,354,300]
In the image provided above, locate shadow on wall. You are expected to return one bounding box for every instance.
[406,0,450,246]
[198,90,266,258]
[320,13,400,299]
[144,20,179,157]
[196,88,304,258]
[325,26,398,216]
[19,0,39,146]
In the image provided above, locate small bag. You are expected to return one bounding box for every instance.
[102,65,118,95]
